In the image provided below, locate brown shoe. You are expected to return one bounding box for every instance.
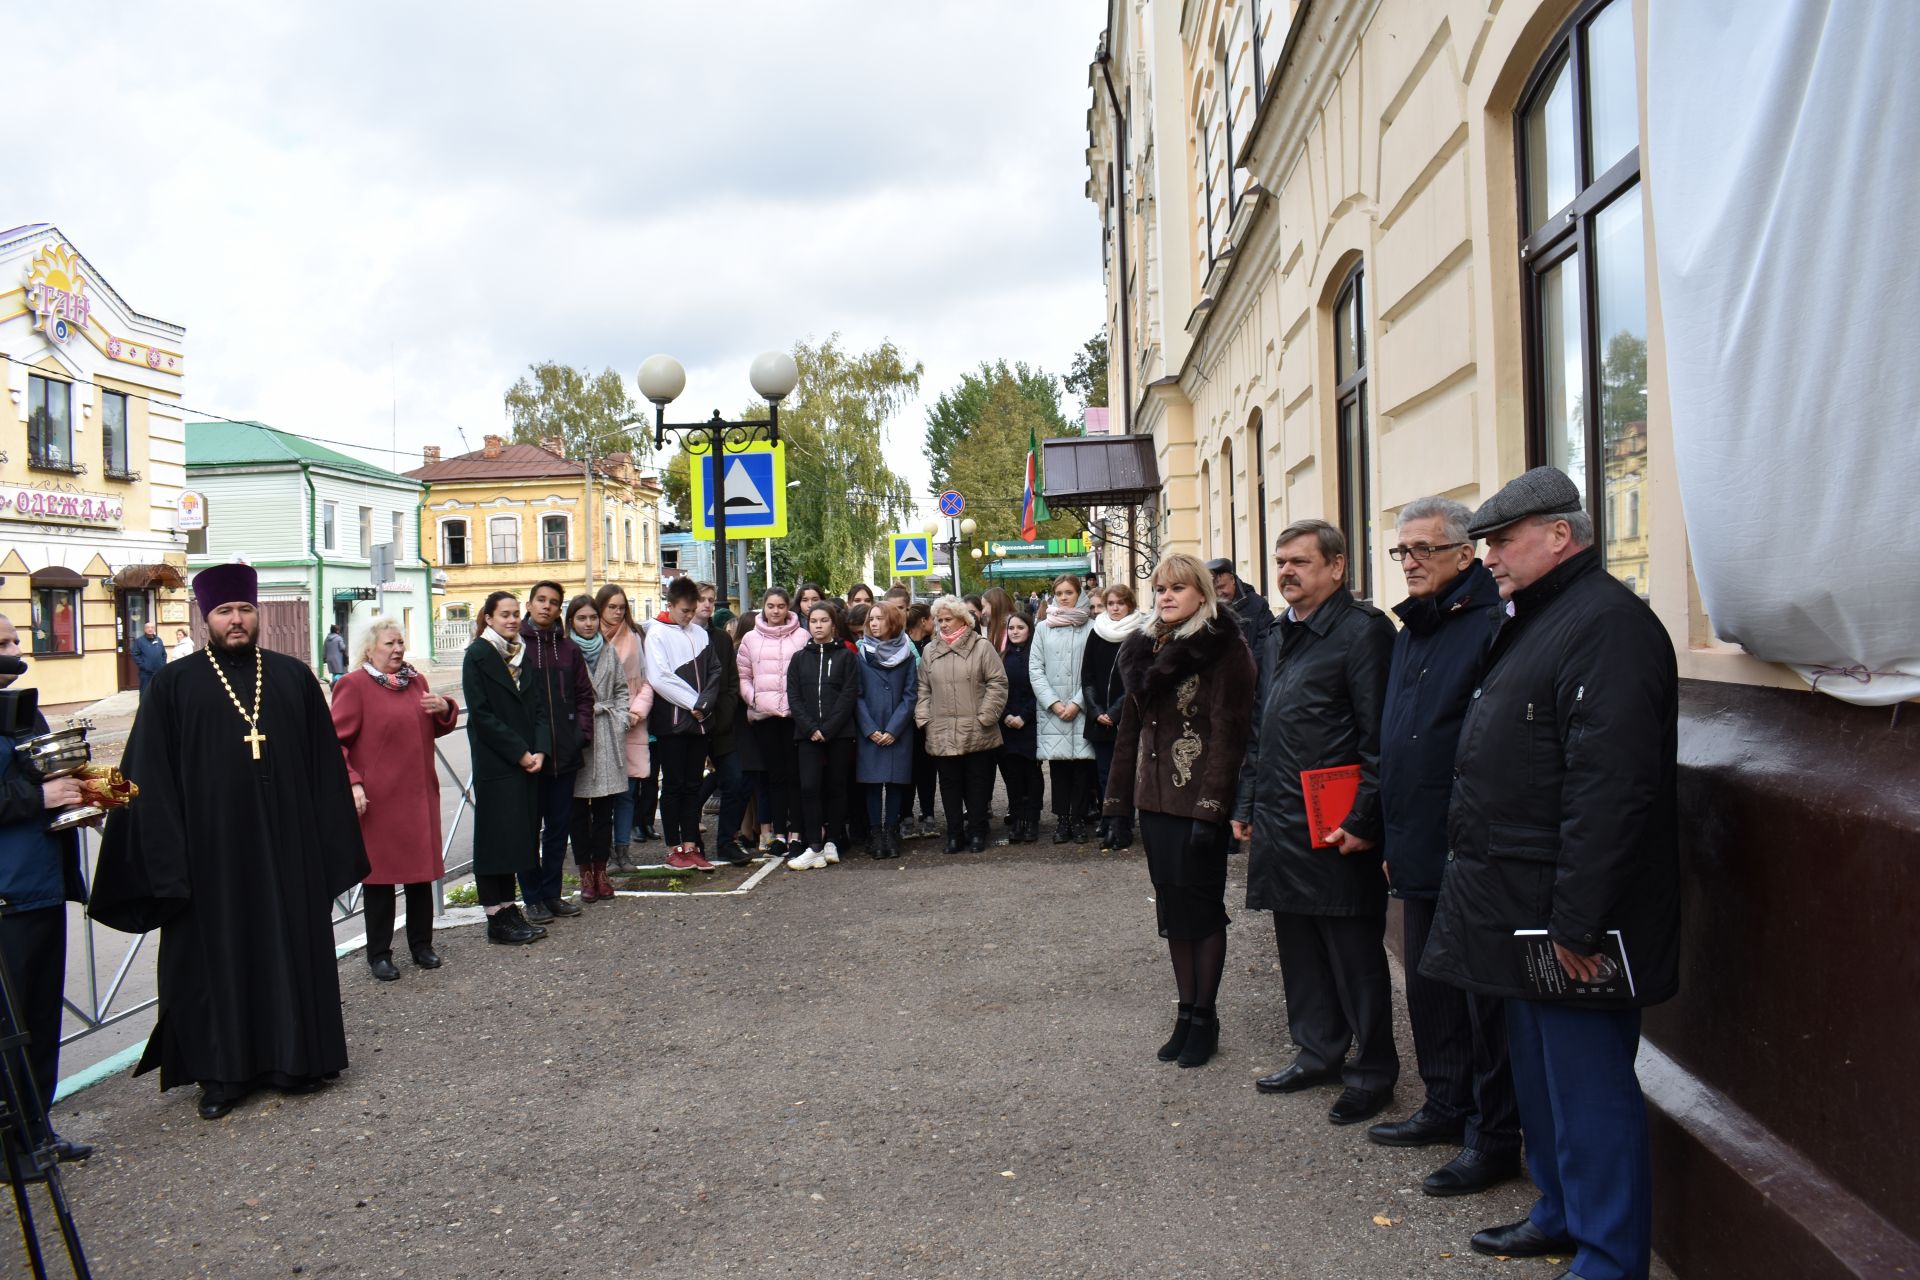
[595,862,616,900]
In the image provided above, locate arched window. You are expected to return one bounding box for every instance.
[1518,0,1646,589]
[440,517,469,567]
[1249,410,1269,594]
[1221,438,1237,568]
[1333,261,1372,599]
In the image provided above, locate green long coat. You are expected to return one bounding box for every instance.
[462,638,551,876]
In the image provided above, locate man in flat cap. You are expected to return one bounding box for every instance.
[1207,556,1274,670]
[93,563,369,1121]
[1419,467,1679,1280]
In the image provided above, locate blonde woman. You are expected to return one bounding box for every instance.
[913,596,1008,853]
[1105,553,1256,1068]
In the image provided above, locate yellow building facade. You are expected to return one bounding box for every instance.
[407,436,665,642]
[0,225,191,707]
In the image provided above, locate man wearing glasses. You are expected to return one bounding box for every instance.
[1365,497,1520,1198]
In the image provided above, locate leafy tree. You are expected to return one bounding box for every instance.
[1600,331,1648,444]
[502,363,648,464]
[938,371,1080,561]
[662,336,921,593]
[1064,329,1109,411]
[923,361,1068,486]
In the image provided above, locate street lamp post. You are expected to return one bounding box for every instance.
[638,351,799,614]
[924,515,978,596]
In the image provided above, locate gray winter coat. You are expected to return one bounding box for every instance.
[1030,617,1095,761]
[573,642,630,800]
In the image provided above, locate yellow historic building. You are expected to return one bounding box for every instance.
[406,435,665,643]
[0,225,191,707]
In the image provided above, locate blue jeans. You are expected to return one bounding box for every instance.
[520,768,578,905]
[611,776,642,846]
[865,782,907,830]
[1508,999,1651,1280]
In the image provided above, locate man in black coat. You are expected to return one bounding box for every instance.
[132,621,169,699]
[1365,497,1519,1197]
[696,583,752,866]
[519,580,594,924]
[1421,468,1679,1280]
[1207,557,1274,671]
[1231,520,1398,1126]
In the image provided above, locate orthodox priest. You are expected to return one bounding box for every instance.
[91,564,369,1120]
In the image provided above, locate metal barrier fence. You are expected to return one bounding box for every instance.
[60,711,479,1049]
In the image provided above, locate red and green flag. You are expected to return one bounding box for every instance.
[1020,424,1050,542]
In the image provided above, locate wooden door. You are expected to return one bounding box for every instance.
[115,590,153,691]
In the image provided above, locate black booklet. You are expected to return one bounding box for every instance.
[1512,928,1636,999]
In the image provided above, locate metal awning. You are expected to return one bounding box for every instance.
[28,565,87,587]
[1040,435,1160,505]
[113,563,188,590]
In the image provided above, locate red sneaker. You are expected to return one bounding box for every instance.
[687,849,718,873]
[664,848,701,872]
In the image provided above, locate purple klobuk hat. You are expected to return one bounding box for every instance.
[193,563,259,618]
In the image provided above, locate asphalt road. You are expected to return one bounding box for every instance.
[30,838,1670,1279]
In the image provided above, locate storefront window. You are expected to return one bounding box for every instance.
[31,588,80,655]
[1519,0,1646,592]
[28,375,73,470]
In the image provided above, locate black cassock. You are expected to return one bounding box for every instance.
[92,646,369,1091]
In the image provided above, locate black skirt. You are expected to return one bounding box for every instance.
[1139,809,1231,940]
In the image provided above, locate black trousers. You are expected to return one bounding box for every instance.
[0,905,66,1112]
[1048,758,1096,820]
[1401,895,1520,1154]
[753,716,799,835]
[935,751,996,839]
[1273,910,1401,1093]
[475,873,519,908]
[636,770,659,835]
[795,736,854,849]
[570,794,616,867]
[363,883,433,959]
[911,727,938,818]
[655,734,707,846]
[998,752,1044,822]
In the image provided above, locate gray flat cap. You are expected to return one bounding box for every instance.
[1467,466,1584,538]
[1205,557,1235,575]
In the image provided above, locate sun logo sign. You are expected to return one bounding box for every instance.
[25,241,92,345]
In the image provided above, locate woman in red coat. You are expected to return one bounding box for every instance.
[331,618,460,981]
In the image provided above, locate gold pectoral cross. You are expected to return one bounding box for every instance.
[244,727,266,759]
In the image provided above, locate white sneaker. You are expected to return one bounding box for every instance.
[821,842,840,865]
[787,847,826,871]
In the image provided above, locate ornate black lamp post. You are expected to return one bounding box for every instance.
[637,352,800,611]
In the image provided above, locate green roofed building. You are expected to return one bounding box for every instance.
[185,421,434,672]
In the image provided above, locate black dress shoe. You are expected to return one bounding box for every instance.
[1470,1217,1577,1258]
[368,955,401,982]
[1328,1086,1393,1125]
[1053,822,1074,845]
[198,1093,236,1120]
[410,944,443,970]
[1366,1105,1467,1148]
[1423,1147,1523,1197]
[487,911,537,946]
[523,900,555,925]
[546,896,583,918]
[944,835,962,854]
[1255,1062,1342,1094]
[968,834,987,853]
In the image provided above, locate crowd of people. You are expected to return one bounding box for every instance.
[6,467,1674,1278]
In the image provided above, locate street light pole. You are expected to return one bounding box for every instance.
[638,352,799,616]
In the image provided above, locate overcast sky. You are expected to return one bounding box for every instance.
[27,1,1106,522]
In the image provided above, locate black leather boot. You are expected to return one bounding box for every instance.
[1158,1004,1194,1062]
[1176,1010,1219,1068]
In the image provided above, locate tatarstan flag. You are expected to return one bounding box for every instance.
[1021,424,1050,542]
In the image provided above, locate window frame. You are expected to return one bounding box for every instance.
[27,374,75,472]
[1515,0,1643,558]
[1332,261,1373,601]
[488,515,520,564]
[101,390,133,480]
[30,586,81,656]
[441,517,469,567]
[358,506,373,559]
[541,514,570,562]
[322,501,338,552]
[391,511,405,560]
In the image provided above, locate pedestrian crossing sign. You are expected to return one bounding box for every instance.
[890,533,934,577]
[690,441,787,540]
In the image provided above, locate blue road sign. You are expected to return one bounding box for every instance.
[938,489,965,517]
[890,533,934,577]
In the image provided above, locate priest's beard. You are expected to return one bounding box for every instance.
[208,623,259,655]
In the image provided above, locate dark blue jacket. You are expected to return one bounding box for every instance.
[1000,642,1039,758]
[1379,561,1502,898]
[1,710,87,912]
[132,635,168,685]
[853,644,918,784]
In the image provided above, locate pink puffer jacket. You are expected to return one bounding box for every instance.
[606,624,655,777]
[737,612,808,720]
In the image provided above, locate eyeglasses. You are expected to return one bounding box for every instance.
[1388,541,1468,563]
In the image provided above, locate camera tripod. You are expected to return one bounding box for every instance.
[0,901,91,1279]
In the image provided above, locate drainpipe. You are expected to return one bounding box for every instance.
[417,481,432,662]
[302,462,321,668]
[1097,39,1135,427]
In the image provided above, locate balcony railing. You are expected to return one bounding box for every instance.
[28,450,86,475]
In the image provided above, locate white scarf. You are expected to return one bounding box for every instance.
[1092,609,1148,643]
[481,626,524,671]
[1044,603,1090,628]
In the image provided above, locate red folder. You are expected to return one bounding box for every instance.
[1301,765,1362,849]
